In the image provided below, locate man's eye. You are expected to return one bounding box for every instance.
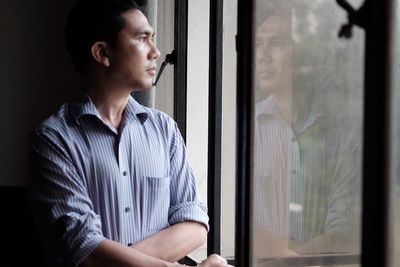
[137,35,148,42]
[271,39,286,48]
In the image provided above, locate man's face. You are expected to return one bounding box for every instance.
[255,15,292,96]
[108,9,160,90]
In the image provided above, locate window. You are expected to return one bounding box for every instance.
[155,1,399,266]
[234,0,365,266]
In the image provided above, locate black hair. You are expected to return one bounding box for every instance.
[255,0,292,29]
[64,0,147,76]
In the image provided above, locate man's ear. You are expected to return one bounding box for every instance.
[91,41,110,67]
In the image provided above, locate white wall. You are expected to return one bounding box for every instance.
[186,0,211,261]
[154,0,175,117]
[221,0,237,258]
[187,0,210,204]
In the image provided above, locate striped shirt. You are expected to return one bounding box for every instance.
[253,96,361,247]
[29,94,209,267]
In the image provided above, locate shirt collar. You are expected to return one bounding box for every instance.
[69,94,149,125]
[256,95,323,134]
[255,95,282,118]
[294,104,322,134]
[125,95,149,124]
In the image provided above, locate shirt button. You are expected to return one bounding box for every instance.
[125,207,130,212]
[123,171,128,176]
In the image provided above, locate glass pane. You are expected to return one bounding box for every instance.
[251,1,364,266]
[390,0,400,266]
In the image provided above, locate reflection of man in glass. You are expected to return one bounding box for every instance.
[253,1,361,259]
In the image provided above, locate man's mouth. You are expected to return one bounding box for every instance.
[147,66,157,76]
[258,69,277,79]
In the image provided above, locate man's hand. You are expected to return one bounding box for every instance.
[253,229,298,258]
[198,254,234,267]
[130,221,207,262]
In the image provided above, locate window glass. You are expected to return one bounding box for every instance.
[390,1,400,266]
[251,1,364,266]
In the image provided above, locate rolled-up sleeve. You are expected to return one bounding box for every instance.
[325,131,362,234]
[167,122,209,231]
[29,128,105,267]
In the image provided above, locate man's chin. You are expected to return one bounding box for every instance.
[259,78,278,89]
[133,81,154,91]
[258,81,279,94]
[143,84,154,90]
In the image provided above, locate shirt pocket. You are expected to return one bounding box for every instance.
[144,176,171,232]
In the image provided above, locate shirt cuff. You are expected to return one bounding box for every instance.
[169,201,209,232]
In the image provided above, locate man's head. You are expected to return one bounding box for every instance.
[255,2,293,98]
[65,0,160,90]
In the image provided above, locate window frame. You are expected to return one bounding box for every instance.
[174,0,398,266]
[233,0,395,266]
[174,0,188,140]
[207,0,224,257]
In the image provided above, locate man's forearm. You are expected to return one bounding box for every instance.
[80,239,181,267]
[293,230,360,254]
[253,229,298,258]
[130,221,207,262]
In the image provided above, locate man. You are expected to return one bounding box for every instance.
[29,1,232,266]
[252,0,362,258]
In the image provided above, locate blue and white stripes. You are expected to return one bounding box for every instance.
[29,94,209,267]
[253,96,361,245]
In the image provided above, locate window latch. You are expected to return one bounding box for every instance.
[336,0,369,38]
[153,50,176,86]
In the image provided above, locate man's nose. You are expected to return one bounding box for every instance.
[257,47,273,63]
[150,43,161,60]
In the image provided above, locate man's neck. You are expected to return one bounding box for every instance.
[271,92,311,126]
[271,91,295,123]
[84,79,132,129]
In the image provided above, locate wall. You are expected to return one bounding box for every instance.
[0,1,79,264]
[154,0,175,117]
[221,0,237,257]
[185,0,210,260]
[0,0,80,186]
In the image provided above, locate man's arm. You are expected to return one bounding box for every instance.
[130,221,207,262]
[29,129,106,266]
[295,130,362,254]
[253,228,299,258]
[154,119,209,259]
[81,241,233,267]
[81,222,207,267]
[80,239,179,267]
